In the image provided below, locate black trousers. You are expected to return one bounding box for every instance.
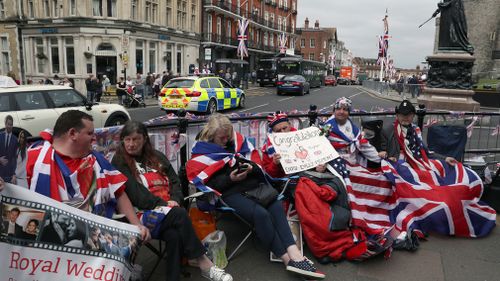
[159,207,205,281]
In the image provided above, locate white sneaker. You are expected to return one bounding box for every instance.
[202,266,233,281]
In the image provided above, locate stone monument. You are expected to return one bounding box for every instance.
[418,0,479,111]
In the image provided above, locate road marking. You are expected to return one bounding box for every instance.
[239,103,269,112]
[278,97,294,101]
[348,92,364,98]
[312,89,321,92]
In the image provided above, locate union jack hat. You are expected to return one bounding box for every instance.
[334,97,352,111]
[267,111,289,129]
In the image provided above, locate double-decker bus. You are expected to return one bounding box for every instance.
[276,56,326,88]
[256,57,277,87]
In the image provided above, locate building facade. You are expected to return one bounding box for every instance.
[352,57,379,79]
[295,18,337,73]
[201,0,298,71]
[0,0,202,92]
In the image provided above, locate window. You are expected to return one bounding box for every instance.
[131,0,137,20]
[152,1,158,23]
[28,0,34,18]
[93,0,102,16]
[107,0,117,17]
[149,42,157,73]
[136,40,143,74]
[65,37,75,74]
[43,0,50,17]
[269,33,274,47]
[207,14,212,41]
[219,78,232,88]
[146,1,151,21]
[300,39,305,48]
[47,89,85,108]
[166,0,172,27]
[278,17,282,31]
[177,0,187,29]
[50,38,59,74]
[52,0,58,17]
[216,17,222,37]
[227,21,231,39]
[165,44,172,71]
[176,45,182,74]
[263,32,268,46]
[14,91,49,111]
[1,36,10,74]
[309,53,314,60]
[323,40,327,49]
[69,0,76,16]
[191,2,196,30]
[310,38,315,48]
[0,1,4,19]
[0,94,11,112]
[35,38,44,73]
[199,79,209,88]
[208,78,221,88]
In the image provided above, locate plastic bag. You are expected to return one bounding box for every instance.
[202,230,228,269]
[189,207,216,241]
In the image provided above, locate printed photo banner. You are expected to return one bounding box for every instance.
[0,183,142,281]
[269,127,339,174]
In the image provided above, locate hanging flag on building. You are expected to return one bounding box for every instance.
[279,32,288,54]
[237,17,249,59]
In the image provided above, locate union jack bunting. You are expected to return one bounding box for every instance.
[186,131,258,195]
[279,32,287,54]
[491,124,500,136]
[237,17,249,59]
[384,121,497,237]
[28,130,127,218]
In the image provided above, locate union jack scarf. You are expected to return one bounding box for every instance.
[28,130,127,218]
[324,117,376,159]
[186,131,259,195]
[382,121,496,237]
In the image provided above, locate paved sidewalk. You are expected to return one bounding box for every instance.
[359,86,418,105]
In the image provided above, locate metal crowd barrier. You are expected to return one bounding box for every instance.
[363,80,424,98]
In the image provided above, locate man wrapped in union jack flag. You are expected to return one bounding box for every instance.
[378,100,496,238]
[25,110,150,241]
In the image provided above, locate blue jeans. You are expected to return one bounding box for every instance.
[223,192,295,257]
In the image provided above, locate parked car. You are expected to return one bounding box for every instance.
[337,78,351,85]
[0,85,130,137]
[324,75,337,86]
[158,76,245,114]
[276,75,310,96]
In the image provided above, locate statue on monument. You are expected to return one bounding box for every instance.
[420,0,474,55]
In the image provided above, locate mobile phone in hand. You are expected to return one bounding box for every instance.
[237,163,250,173]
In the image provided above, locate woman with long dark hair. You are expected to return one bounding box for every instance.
[111,121,232,281]
[12,130,28,188]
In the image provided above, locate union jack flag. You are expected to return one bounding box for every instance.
[27,130,127,218]
[377,13,390,66]
[492,124,500,136]
[237,18,249,59]
[186,131,258,195]
[278,32,287,54]
[384,122,497,237]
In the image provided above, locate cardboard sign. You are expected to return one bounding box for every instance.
[269,127,339,174]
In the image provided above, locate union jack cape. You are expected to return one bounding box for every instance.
[28,130,127,218]
[186,131,259,195]
[381,122,496,237]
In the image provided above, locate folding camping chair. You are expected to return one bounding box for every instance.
[186,176,298,261]
[427,125,467,161]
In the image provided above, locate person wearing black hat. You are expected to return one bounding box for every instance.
[379,100,457,166]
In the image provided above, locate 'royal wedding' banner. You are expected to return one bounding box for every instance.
[1,183,141,281]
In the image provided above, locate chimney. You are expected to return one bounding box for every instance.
[305,18,309,29]
[314,20,319,29]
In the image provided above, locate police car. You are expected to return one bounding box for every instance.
[158,76,245,114]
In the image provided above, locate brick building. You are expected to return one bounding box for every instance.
[352,57,379,80]
[0,0,202,93]
[295,18,337,73]
[201,0,298,71]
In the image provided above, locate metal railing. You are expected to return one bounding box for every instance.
[363,80,425,98]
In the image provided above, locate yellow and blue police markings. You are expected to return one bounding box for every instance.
[159,85,243,112]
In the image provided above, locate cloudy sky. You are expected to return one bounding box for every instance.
[297,0,439,69]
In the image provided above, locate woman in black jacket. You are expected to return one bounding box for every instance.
[112,121,232,281]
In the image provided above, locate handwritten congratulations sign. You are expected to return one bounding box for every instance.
[0,184,142,281]
[269,127,339,174]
